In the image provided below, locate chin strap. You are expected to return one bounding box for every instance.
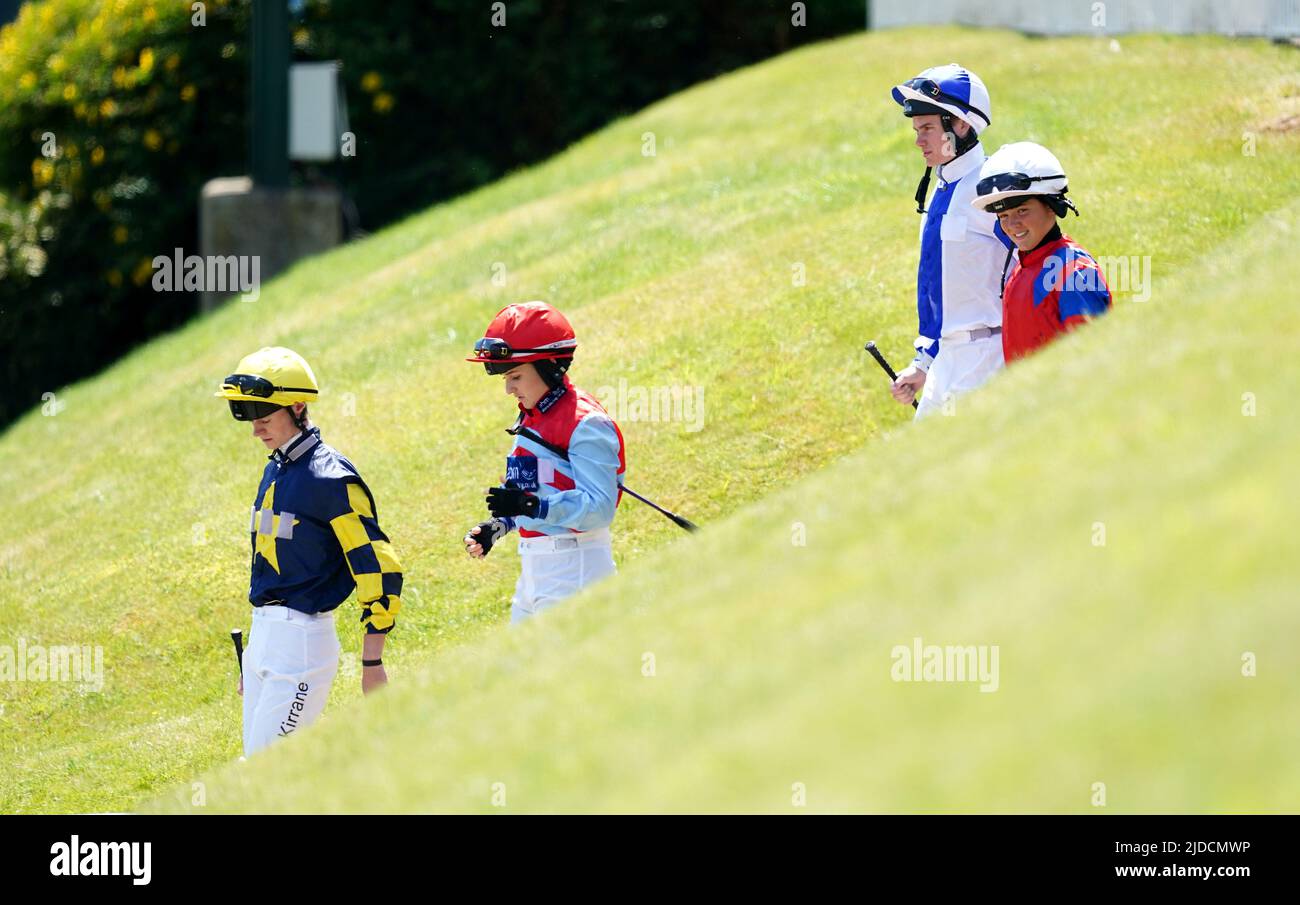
[915,115,978,215]
[998,245,1015,300]
[914,166,932,214]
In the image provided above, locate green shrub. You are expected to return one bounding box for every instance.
[0,0,864,430]
[0,0,248,428]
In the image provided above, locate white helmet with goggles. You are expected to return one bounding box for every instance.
[971,141,1079,218]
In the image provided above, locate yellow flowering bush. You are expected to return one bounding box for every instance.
[0,0,250,428]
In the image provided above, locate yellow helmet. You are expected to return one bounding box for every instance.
[216,347,319,421]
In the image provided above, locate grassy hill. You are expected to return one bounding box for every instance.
[2,26,1298,813]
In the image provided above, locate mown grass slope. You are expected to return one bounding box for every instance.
[147,194,1300,813]
[2,27,1298,812]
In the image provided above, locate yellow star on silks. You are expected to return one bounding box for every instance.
[253,482,299,575]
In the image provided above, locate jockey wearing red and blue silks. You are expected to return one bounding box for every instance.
[502,374,626,538]
[465,301,626,543]
[465,301,626,624]
[1000,225,1112,363]
[971,141,1112,363]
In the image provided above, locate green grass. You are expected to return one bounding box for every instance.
[2,27,1299,813]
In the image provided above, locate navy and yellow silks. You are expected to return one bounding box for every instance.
[248,427,402,634]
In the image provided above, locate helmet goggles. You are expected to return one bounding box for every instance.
[901,77,990,126]
[976,171,1067,197]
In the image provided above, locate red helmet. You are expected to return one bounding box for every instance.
[466,301,577,374]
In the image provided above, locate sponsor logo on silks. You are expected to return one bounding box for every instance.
[278,681,310,737]
[535,382,567,413]
[505,455,540,492]
[49,836,152,885]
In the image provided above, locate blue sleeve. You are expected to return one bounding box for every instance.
[1058,254,1112,325]
[533,416,621,531]
[1059,286,1112,324]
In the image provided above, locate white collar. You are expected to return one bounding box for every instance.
[938,141,985,186]
[272,427,321,465]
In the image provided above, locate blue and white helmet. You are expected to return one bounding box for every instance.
[891,63,992,136]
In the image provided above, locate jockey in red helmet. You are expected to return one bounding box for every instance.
[464,301,627,624]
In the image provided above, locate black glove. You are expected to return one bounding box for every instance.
[486,485,541,519]
[465,518,509,556]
